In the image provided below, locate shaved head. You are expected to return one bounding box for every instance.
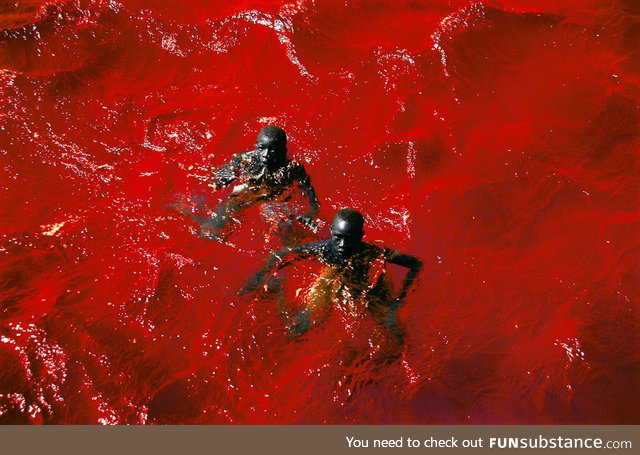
[330,208,365,260]
[332,208,364,232]
[257,125,287,145]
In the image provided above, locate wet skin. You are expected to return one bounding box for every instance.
[176,127,319,243]
[329,218,365,264]
[243,212,423,343]
[255,134,287,171]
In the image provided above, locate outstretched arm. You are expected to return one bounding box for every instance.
[388,253,422,304]
[296,168,319,219]
[240,241,322,295]
[240,247,296,295]
[209,155,243,190]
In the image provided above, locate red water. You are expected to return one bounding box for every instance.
[0,0,638,424]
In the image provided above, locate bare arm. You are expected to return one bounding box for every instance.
[299,178,319,217]
[240,249,290,295]
[295,165,319,218]
[388,253,422,304]
[209,155,243,190]
[241,244,309,295]
[240,241,323,295]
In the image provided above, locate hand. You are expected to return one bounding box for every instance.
[239,282,257,296]
[239,272,266,296]
[231,183,249,195]
[167,201,192,216]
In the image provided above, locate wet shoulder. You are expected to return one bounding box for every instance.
[361,241,399,261]
[287,159,309,179]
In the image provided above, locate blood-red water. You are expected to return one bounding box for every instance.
[0,0,638,424]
